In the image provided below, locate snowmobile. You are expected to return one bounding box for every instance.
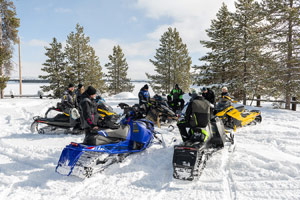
[31,100,119,134]
[30,103,82,135]
[146,94,178,128]
[215,96,262,129]
[173,102,234,181]
[55,103,165,178]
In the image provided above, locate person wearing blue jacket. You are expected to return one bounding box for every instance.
[138,84,150,113]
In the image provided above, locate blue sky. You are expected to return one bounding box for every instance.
[10,0,235,79]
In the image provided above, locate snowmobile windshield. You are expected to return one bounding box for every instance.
[216,98,231,111]
[97,100,115,114]
[178,102,189,121]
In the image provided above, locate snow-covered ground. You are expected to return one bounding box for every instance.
[1,84,300,200]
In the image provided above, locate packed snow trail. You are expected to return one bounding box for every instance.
[1,97,300,199]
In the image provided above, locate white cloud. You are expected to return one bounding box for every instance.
[54,8,72,13]
[93,38,157,60]
[27,39,48,47]
[137,0,236,53]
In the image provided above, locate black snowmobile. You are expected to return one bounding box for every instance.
[146,94,178,127]
[172,104,234,181]
[31,100,119,135]
[31,103,83,134]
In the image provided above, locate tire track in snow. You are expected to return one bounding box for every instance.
[221,144,236,200]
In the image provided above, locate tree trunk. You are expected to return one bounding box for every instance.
[285,0,293,110]
[256,95,261,107]
[0,8,4,99]
[291,97,296,111]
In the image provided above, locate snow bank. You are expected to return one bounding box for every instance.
[110,92,137,100]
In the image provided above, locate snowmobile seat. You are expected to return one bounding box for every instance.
[235,106,245,112]
[83,125,130,146]
[53,114,70,122]
[100,124,129,140]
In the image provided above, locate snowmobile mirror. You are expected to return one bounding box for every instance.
[118,103,129,109]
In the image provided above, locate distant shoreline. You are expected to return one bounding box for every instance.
[8,79,147,83]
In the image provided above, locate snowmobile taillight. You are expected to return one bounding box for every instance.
[175,147,197,151]
[71,142,79,147]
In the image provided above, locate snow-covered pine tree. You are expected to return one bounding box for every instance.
[39,38,67,98]
[231,0,269,104]
[105,45,134,94]
[147,27,192,94]
[194,3,235,94]
[0,0,19,98]
[64,24,105,93]
[263,0,300,109]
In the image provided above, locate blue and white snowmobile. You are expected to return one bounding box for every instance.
[56,103,165,178]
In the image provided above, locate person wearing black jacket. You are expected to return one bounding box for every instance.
[75,83,85,104]
[221,87,230,98]
[80,86,102,145]
[201,87,215,106]
[167,84,185,112]
[177,94,211,142]
[61,83,77,115]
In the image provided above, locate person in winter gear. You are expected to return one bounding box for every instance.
[138,84,150,113]
[61,83,77,115]
[202,87,216,105]
[168,84,185,112]
[80,86,102,145]
[75,83,85,104]
[221,87,230,98]
[177,94,211,142]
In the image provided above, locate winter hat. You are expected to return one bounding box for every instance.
[78,83,83,89]
[222,87,228,91]
[68,83,74,88]
[86,86,97,96]
[202,87,207,92]
[144,84,149,89]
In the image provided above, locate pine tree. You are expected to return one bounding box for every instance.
[39,38,67,98]
[0,0,19,98]
[194,3,235,93]
[231,0,270,104]
[65,23,105,92]
[263,0,300,109]
[105,45,134,95]
[147,27,192,94]
[83,47,106,93]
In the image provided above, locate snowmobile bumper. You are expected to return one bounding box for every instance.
[56,143,84,176]
[173,145,198,181]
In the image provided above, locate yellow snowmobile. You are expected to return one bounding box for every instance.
[215,96,262,130]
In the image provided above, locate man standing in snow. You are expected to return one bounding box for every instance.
[80,86,101,145]
[75,83,84,104]
[167,84,185,112]
[201,87,215,106]
[138,84,150,113]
